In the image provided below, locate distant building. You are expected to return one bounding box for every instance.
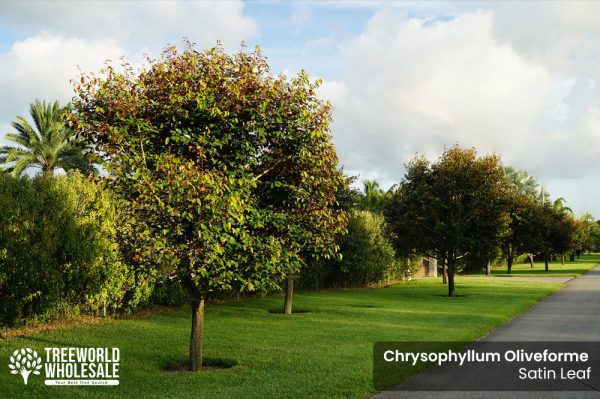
[414,257,438,277]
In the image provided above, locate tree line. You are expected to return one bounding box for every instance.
[384,147,594,297]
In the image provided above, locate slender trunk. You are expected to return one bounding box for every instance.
[529,254,534,268]
[561,254,565,265]
[189,298,205,371]
[505,244,512,274]
[570,253,575,262]
[485,259,491,276]
[447,256,456,297]
[442,262,448,284]
[284,274,294,315]
[544,255,549,272]
[42,164,53,177]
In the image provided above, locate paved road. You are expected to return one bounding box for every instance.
[374,265,600,399]
[469,276,574,283]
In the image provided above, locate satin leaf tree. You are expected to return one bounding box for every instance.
[72,44,346,370]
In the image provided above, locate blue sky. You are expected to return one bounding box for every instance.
[0,1,599,216]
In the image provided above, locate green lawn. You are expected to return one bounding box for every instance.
[1,275,565,398]
[475,253,600,277]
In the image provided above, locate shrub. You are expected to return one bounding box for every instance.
[0,172,145,325]
[301,210,411,289]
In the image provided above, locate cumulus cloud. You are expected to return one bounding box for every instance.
[320,9,600,215]
[322,11,551,180]
[0,35,126,140]
[0,0,256,51]
[487,1,600,76]
[0,35,126,123]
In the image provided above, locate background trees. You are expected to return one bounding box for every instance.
[385,146,509,296]
[0,100,95,176]
[72,45,346,369]
[589,220,600,252]
[500,193,544,273]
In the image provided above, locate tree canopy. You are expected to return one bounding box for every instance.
[72,44,347,369]
[385,146,509,296]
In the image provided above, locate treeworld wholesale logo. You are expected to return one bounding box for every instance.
[9,347,120,386]
[9,348,42,385]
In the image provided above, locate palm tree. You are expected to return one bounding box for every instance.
[359,179,384,212]
[503,166,541,199]
[552,197,573,216]
[0,100,95,177]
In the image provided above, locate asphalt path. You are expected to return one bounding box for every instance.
[374,265,600,399]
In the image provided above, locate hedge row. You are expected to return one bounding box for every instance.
[0,173,187,326]
[0,174,415,326]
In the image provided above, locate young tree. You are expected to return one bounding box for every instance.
[385,146,508,296]
[536,205,575,271]
[72,45,346,370]
[501,193,545,273]
[0,100,95,176]
[590,220,600,252]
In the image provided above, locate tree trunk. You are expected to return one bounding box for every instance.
[485,259,491,276]
[447,256,456,297]
[561,254,565,265]
[189,298,205,371]
[529,254,534,268]
[442,262,448,284]
[544,255,549,272]
[570,253,575,262]
[42,164,53,177]
[284,274,294,315]
[507,254,513,274]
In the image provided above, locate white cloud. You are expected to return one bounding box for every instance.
[488,1,600,76]
[0,1,256,51]
[323,11,551,178]
[0,35,125,127]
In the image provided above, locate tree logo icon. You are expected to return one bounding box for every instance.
[9,348,42,385]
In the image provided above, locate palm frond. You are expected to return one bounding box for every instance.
[11,154,39,177]
[1,99,95,176]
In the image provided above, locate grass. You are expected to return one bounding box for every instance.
[471,253,600,277]
[0,269,573,398]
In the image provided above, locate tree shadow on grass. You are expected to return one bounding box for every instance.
[161,357,237,372]
[267,309,312,314]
